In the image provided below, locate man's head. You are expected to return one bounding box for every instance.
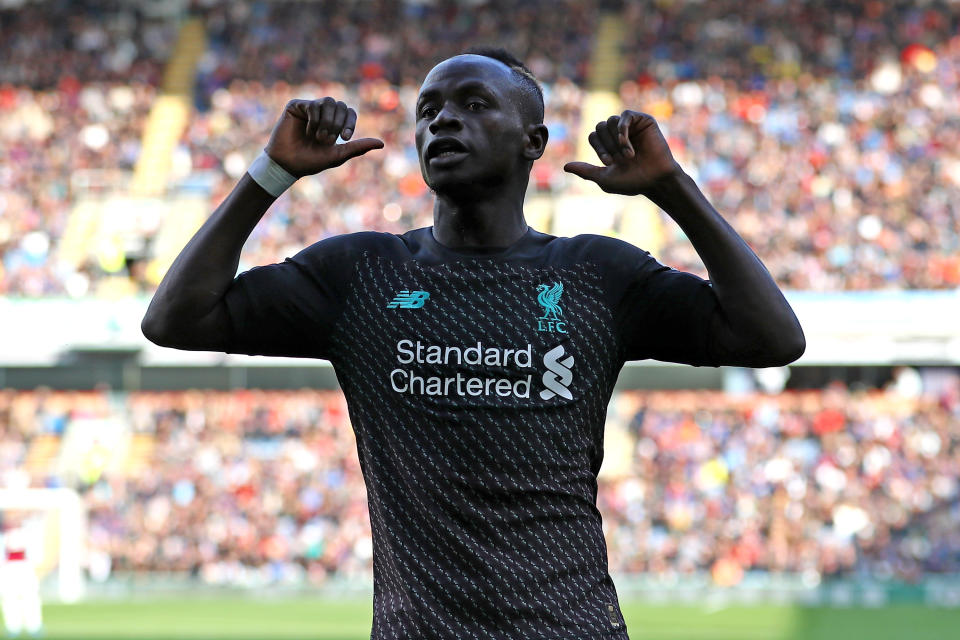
[462,47,545,125]
[415,48,548,198]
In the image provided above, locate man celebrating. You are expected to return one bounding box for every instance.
[143,49,804,638]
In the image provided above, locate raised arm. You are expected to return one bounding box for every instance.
[141,98,383,351]
[564,111,805,367]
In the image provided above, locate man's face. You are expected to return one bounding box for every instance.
[415,55,530,195]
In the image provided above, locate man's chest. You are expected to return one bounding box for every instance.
[330,256,621,408]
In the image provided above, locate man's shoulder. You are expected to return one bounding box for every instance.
[547,232,655,266]
[296,230,414,264]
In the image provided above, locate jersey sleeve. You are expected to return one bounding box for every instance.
[221,236,361,359]
[616,257,720,366]
[580,236,718,366]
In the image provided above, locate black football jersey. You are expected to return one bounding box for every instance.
[224,226,718,638]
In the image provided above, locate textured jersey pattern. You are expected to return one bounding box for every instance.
[329,252,630,639]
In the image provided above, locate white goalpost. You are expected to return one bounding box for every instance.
[0,488,86,603]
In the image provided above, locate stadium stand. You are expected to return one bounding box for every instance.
[602,380,960,582]
[4,376,958,586]
[2,0,960,294]
[0,0,958,610]
[0,1,172,297]
[617,0,960,290]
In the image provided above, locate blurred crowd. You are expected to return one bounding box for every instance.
[1,0,960,295]
[0,0,592,296]
[618,0,960,288]
[601,375,960,584]
[0,0,169,296]
[87,390,372,585]
[2,388,373,586]
[2,371,958,586]
[195,0,593,91]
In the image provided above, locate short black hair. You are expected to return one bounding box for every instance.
[463,46,545,124]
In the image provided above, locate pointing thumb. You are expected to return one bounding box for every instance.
[563,161,603,182]
[338,137,385,162]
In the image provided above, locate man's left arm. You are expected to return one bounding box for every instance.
[565,111,805,367]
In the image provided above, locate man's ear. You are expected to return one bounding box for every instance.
[523,123,549,161]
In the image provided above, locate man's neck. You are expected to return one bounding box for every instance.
[431,191,528,249]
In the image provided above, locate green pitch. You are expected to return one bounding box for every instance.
[39,598,959,640]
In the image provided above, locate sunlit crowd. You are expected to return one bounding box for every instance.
[600,378,960,584]
[3,370,958,586]
[1,1,960,294]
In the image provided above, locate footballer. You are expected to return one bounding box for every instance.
[143,48,804,638]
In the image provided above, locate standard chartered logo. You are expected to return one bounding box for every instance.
[539,344,574,400]
[388,339,576,401]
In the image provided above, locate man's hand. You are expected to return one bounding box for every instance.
[264,98,384,177]
[565,113,805,367]
[564,111,681,196]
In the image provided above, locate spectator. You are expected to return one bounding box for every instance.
[4,372,958,586]
[4,0,960,293]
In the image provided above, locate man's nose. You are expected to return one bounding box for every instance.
[428,105,463,134]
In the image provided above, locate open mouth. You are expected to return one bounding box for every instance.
[426,137,469,164]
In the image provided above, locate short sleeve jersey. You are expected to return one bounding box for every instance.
[223,227,719,639]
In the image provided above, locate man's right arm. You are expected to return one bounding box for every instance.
[141,98,384,351]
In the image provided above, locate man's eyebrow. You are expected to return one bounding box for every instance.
[416,89,438,106]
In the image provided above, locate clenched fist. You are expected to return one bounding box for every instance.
[564,111,682,196]
[264,98,384,177]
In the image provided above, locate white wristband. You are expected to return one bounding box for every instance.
[247,151,297,197]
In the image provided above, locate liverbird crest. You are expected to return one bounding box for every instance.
[537,282,564,320]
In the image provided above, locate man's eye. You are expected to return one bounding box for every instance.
[466,101,487,112]
[419,107,437,119]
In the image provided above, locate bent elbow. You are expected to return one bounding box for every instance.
[141,312,169,347]
[785,331,806,363]
[714,319,806,367]
[764,329,806,367]
[140,300,228,352]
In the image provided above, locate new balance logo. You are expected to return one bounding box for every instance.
[540,344,574,400]
[387,290,431,309]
